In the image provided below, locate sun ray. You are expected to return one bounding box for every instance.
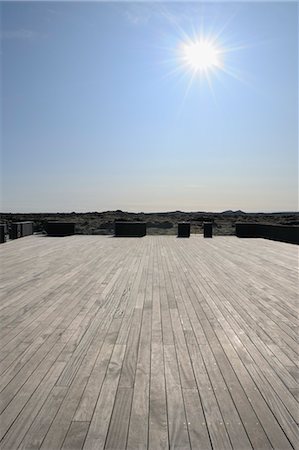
[205,69,219,106]
[152,4,256,106]
[180,69,197,106]
[174,69,198,120]
[217,64,253,88]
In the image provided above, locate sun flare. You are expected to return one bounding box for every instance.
[182,39,222,73]
[164,24,247,103]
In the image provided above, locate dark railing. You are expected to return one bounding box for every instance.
[236,223,299,244]
[45,222,75,236]
[21,222,34,237]
[10,223,22,239]
[0,224,7,244]
[114,222,147,237]
[10,222,33,240]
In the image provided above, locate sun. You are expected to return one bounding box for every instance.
[181,39,223,73]
[161,17,248,103]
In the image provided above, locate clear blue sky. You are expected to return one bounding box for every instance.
[1,1,298,213]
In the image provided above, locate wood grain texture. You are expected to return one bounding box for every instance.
[0,234,297,449]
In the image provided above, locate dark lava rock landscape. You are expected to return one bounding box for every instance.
[1,210,298,236]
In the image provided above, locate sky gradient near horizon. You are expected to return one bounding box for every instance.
[1,1,298,213]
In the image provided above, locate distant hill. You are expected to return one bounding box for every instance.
[0,210,298,236]
[221,210,246,215]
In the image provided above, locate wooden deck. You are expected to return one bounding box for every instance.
[0,235,298,450]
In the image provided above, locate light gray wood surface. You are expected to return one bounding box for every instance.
[0,235,298,449]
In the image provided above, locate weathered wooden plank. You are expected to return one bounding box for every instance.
[127,309,151,449]
[0,334,68,438]
[73,342,114,422]
[62,421,90,450]
[182,388,212,450]
[40,325,116,449]
[0,361,65,448]
[149,342,169,449]
[164,344,191,449]
[176,241,292,449]
[184,331,233,450]
[18,386,68,450]
[104,388,133,450]
[0,235,297,450]
[83,344,126,450]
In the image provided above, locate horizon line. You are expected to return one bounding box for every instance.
[1,210,298,215]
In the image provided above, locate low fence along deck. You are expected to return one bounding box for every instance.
[236,222,299,244]
[114,221,147,237]
[0,224,6,244]
[10,222,33,240]
[45,222,76,236]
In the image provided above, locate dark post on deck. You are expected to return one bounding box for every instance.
[45,222,75,237]
[203,222,213,238]
[114,222,147,237]
[21,222,34,237]
[0,224,6,244]
[177,223,190,238]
